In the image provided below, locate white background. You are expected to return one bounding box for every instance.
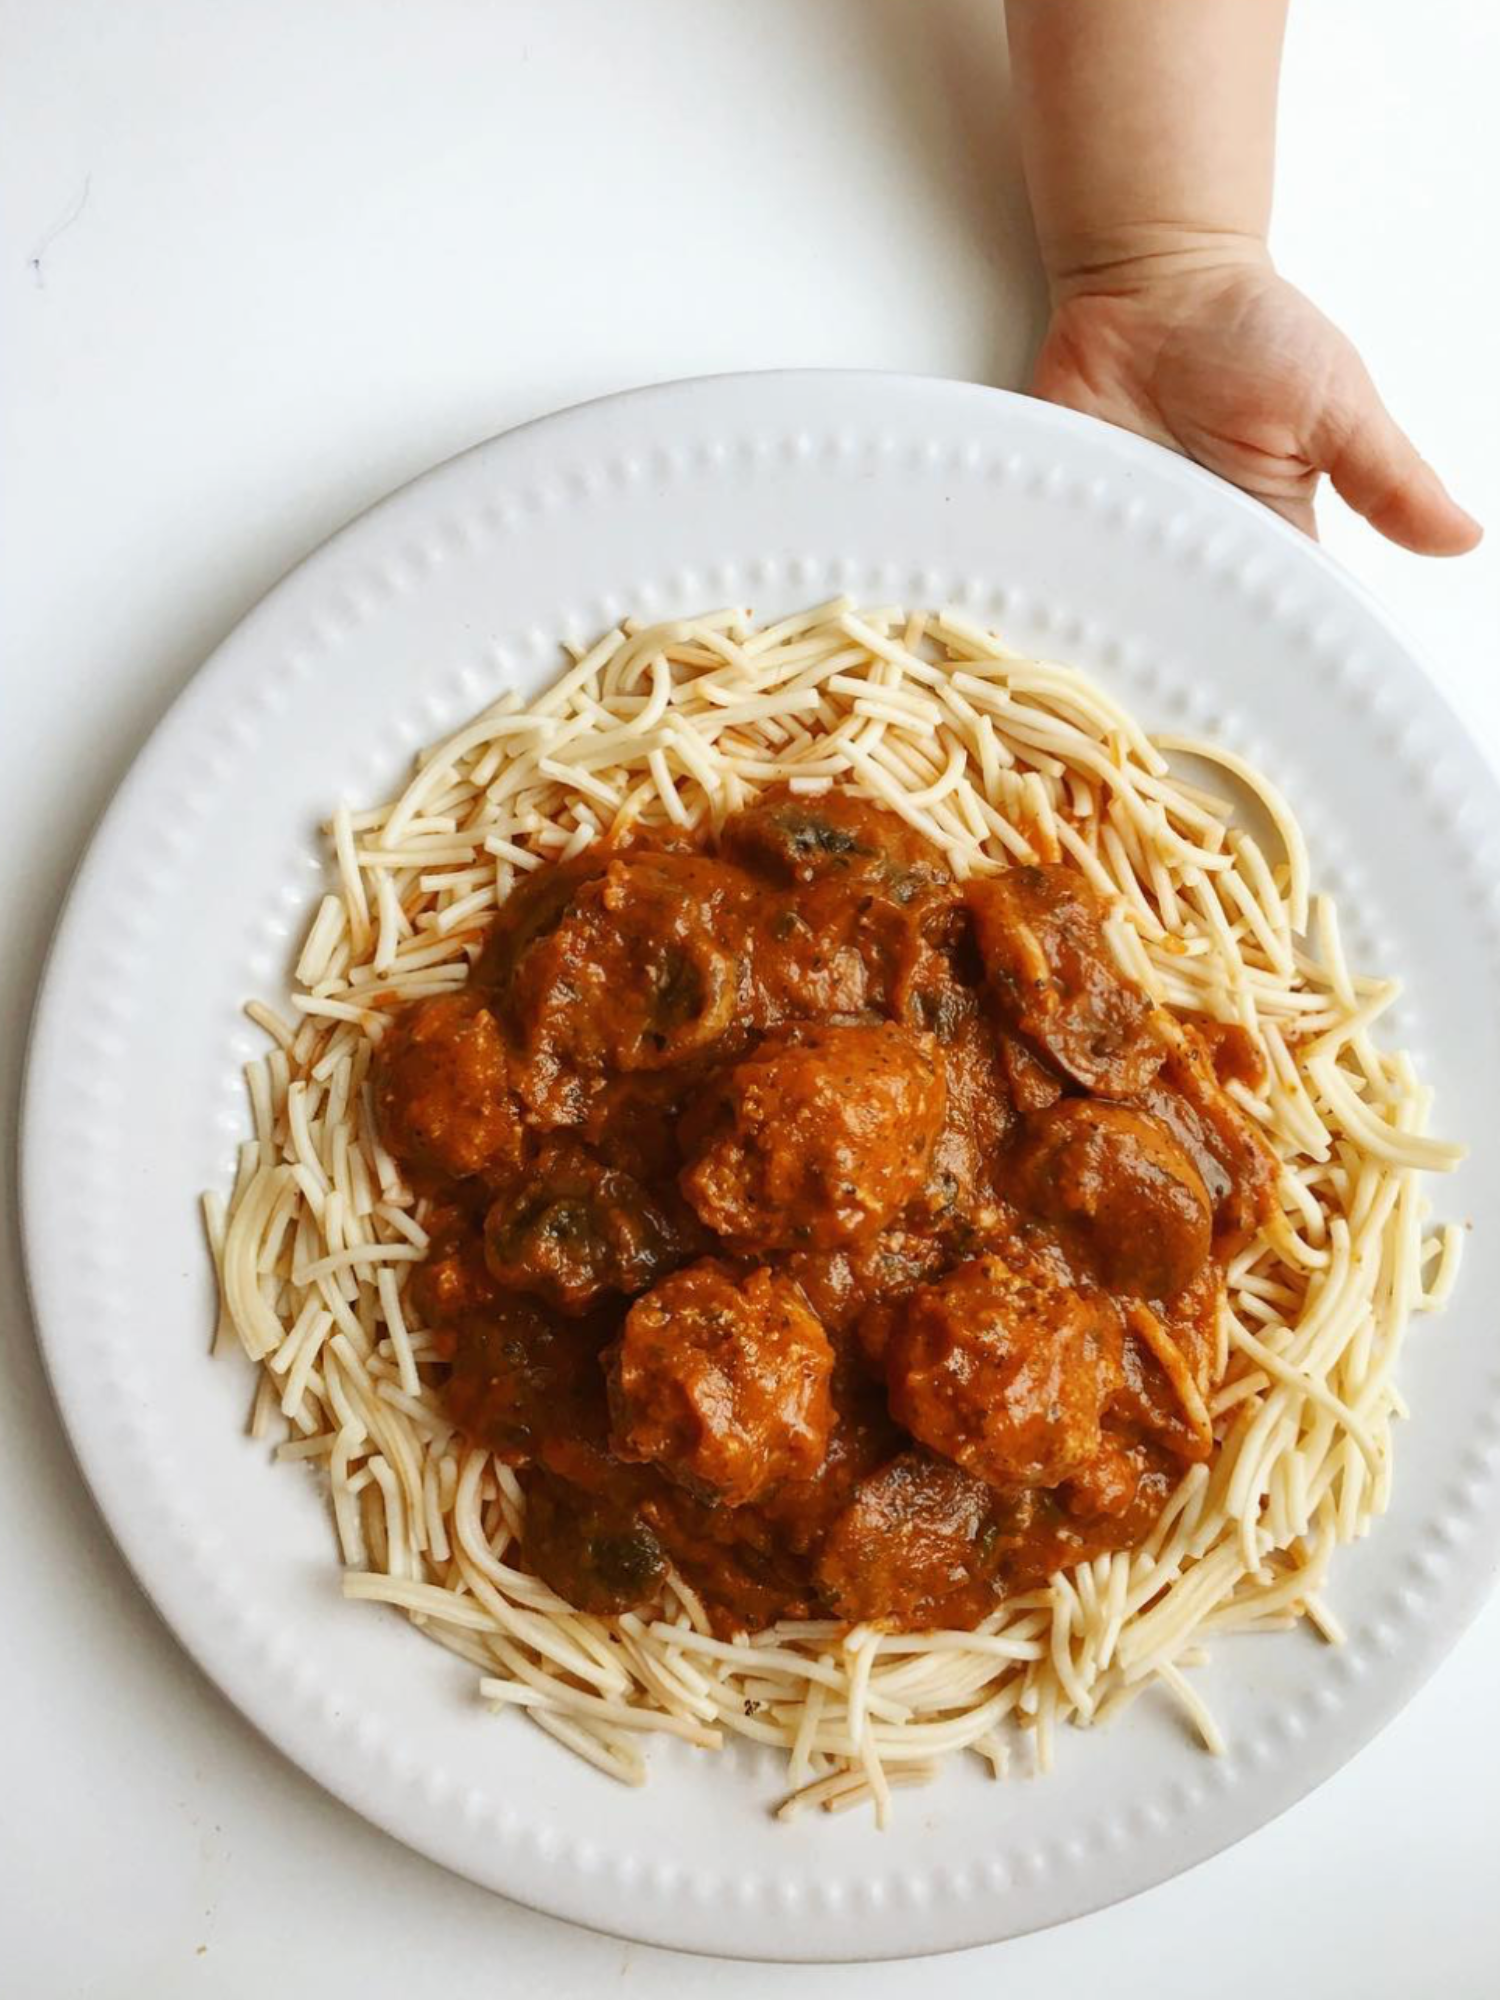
[4,1,1498,1992]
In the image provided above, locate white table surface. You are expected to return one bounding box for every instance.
[4,1,1498,1991]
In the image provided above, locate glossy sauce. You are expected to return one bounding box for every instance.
[376,792,1275,1635]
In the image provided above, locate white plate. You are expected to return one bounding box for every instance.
[22,372,1500,1960]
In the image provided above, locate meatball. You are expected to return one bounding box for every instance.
[519,1470,668,1616]
[1013,1099,1213,1300]
[636,1368,905,1634]
[721,790,950,900]
[444,1295,611,1463]
[813,1451,1003,1627]
[608,1259,834,1507]
[679,1023,947,1251]
[966,865,1164,1097]
[483,1137,697,1315]
[503,851,751,1124]
[374,992,523,1180]
[886,1247,1123,1490]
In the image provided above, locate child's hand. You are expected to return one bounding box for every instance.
[1032,250,1480,554]
[1005,0,1480,556]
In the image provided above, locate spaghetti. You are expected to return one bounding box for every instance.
[206,598,1462,1823]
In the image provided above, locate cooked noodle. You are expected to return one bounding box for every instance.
[207,599,1462,1825]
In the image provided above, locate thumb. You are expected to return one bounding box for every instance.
[1317,370,1482,556]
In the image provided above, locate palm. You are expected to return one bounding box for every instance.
[1031,264,1477,554]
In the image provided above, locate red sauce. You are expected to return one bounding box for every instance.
[377,791,1276,1634]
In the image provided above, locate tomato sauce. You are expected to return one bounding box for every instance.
[376,791,1275,1635]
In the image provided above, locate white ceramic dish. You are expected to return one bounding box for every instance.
[22,372,1500,1960]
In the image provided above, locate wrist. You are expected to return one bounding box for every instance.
[1041,224,1271,304]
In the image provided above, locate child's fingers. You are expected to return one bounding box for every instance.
[1316,375,1482,556]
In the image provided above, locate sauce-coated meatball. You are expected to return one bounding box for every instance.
[608,1259,834,1507]
[886,1247,1122,1490]
[374,992,523,1180]
[680,1023,946,1251]
[814,1451,1002,1626]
